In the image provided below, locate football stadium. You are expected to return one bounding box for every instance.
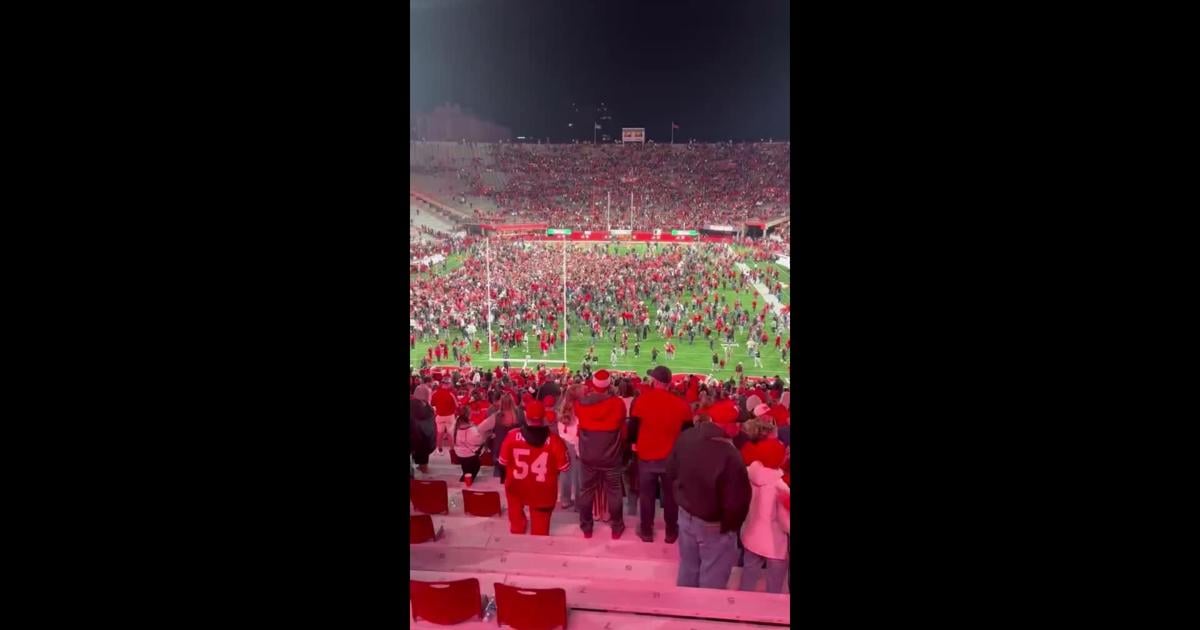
[409,2,791,628]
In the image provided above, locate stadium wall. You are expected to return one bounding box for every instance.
[516,230,733,243]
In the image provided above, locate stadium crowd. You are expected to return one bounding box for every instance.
[487,143,790,229]
[409,364,791,592]
[411,142,790,230]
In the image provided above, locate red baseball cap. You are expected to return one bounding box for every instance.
[525,400,546,424]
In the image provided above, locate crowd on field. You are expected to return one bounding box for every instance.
[409,240,791,374]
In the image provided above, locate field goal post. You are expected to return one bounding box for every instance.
[485,233,570,368]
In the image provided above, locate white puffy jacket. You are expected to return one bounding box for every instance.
[739,461,791,560]
[453,413,496,458]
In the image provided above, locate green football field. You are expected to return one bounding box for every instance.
[410,242,791,380]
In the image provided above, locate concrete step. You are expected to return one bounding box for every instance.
[411,545,676,584]
[421,514,681,561]
[412,610,780,630]
[414,518,787,594]
[411,486,673,533]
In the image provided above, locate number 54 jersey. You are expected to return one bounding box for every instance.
[497,427,571,508]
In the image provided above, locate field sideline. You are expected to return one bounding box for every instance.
[410,242,791,380]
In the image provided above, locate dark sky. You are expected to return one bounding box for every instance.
[410,0,790,142]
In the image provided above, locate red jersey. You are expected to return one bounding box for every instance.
[431,387,457,416]
[497,429,570,507]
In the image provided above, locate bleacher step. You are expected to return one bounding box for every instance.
[422,514,681,560]
[411,610,783,630]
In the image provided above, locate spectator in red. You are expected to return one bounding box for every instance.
[497,400,570,535]
[630,365,692,543]
[699,387,740,437]
[430,378,458,453]
[571,370,628,539]
[775,391,791,447]
[767,397,789,428]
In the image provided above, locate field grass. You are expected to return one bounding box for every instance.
[409,242,791,379]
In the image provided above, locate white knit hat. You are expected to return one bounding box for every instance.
[753,403,771,418]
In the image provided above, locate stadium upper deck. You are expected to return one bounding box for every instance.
[409,141,789,232]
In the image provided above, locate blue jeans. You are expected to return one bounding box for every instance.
[559,443,581,504]
[638,458,678,536]
[739,548,788,593]
[676,507,737,589]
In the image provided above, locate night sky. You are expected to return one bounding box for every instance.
[410,0,790,143]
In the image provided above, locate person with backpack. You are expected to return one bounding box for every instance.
[571,369,628,539]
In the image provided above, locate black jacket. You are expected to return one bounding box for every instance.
[410,399,435,455]
[535,381,561,404]
[667,422,751,533]
[575,392,626,470]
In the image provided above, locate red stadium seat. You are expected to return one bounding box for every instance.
[410,577,483,625]
[494,582,568,630]
[410,514,438,544]
[462,489,502,517]
[411,479,450,514]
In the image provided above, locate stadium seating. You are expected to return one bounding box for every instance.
[461,489,503,517]
[409,449,789,629]
[412,478,450,514]
[494,582,569,630]
[410,577,483,625]
[410,141,790,231]
[411,514,439,544]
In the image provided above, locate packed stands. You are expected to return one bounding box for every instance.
[410,142,790,231]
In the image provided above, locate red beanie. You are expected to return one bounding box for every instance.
[753,438,786,470]
[590,369,612,391]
